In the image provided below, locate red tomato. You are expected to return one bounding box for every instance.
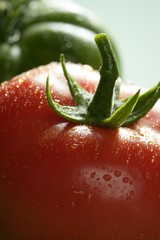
[0,61,160,240]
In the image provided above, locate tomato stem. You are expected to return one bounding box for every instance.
[46,33,160,128]
[88,34,119,118]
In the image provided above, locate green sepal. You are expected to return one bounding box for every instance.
[123,82,160,125]
[102,90,140,128]
[60,54,92,107]
[46,76,88,123]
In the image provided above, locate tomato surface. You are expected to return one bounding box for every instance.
[0,62,160,240]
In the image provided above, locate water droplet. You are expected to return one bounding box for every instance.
[73,190,84,195]
[71,143,79,149]
[90,172,96,178]
[151,156,156,163]
[130,190,135,196]
[145,172,150,179]
[138,129,144,136]
[88,193,92,202]
[114,169,121,177]
[126,159,130,165]
[108,184,112,188]
[129,180,133,185]
[123,177,129,183]
[103,174,112,181]
[54,99,60,103]
[130,135,135,140]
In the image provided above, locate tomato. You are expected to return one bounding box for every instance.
[0,33,160,240]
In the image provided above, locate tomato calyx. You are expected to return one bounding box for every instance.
[46,33,160,128]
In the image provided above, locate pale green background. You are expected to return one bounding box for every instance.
[75,0,160,88]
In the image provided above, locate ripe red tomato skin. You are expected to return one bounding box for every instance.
[0,63,160,240]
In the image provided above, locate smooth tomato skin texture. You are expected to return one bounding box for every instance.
[0,63,160,240]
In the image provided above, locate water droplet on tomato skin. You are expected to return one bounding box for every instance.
[145,172,150,179]
[71,143,79,150]
[114,169,121,177]
[90,172,96,178]
[126,159,130,165]
[130,135,136,141]
[122,177,129,183]
[129,180,133,185]
[130,191,135,196]
[151,155,156,163]
[103,174,112,181]
[88,193,92,202]
[73,165,141,203]
[73,190,84,195]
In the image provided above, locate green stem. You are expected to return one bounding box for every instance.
[88,33,119,118]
